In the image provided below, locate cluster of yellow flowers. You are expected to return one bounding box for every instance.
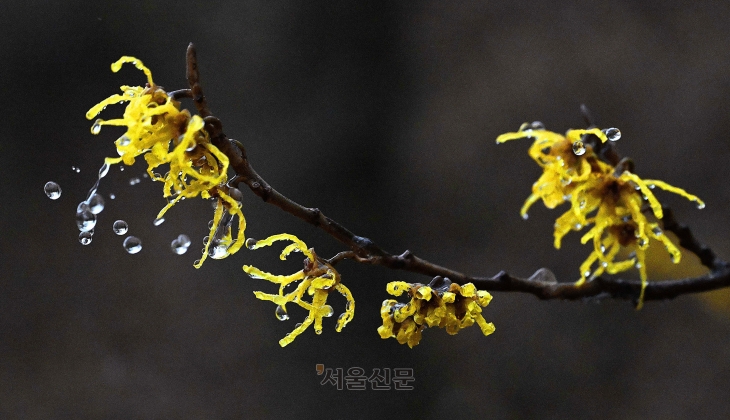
[86,57,245,268]
[497,123,704,307]
[378,277,495,348]
[243,234,355,347]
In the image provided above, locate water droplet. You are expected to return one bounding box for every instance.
[521,213,529,220]
[119,166,124,172]
[245,238,257,249]
[76,209,97,232]
[579,200,586,209]
[72,166,81,173]
[574,223,583,230]
[275,306,289,321]
[530,121,545,130]
[117,135,131,146]
[560,177,572,186]
[634,262,642,269]
[79,231,92,245]
[670,253,679,263]
[603,127,621,142]
[638,238,647,247]
[314,328,322,335]
[601,262,608,268]
[228,187,243,202]
[648,184,655,189]
[295,323,303,329]
[153,217,165,226]
[99,163,110,178]
[652,226,663,236]
[628,251,637,260]
[322,305,334,317]
[337,313,348,326]
[142,173,149,179]
[128,177,140,186]
[88,194,105,214]
[207,220,214,229]
[112,220,128,235]
[572,141,586,156]
[109,193,115,199]
[693,199,705,209]
[123,236,142,254]
[583,270,591,278]
[600,245,606,253]
[44,182,62,199]
[208,243,229,259]
[91,119,103,134]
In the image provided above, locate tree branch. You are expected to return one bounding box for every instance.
[184,44,730,304]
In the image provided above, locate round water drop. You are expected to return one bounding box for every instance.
[128,177,140,186]
[109,193,115,200]
[583,270,591,278]
[44,181,62,199]
[112,220,128,235]
[245,238,258,249]
[651,226,663,236]
[88,194,105,214]
[603,127,621,142]
[72,166,81,173]
[99,163,110,178]
[337,313,348,327]
[228,187,243,202]
[171,234,191,255]
[634,262,642,269]
[208,220,214,229]
[123,236,142,254]
[153,217,165,226]
[275,305,289,321]
[521,213,529,220]
[694,200,705,209]
[572,140,586,156]
[322,305,334,318]
[79,231,92,245]
[117,135,131,146]
[119,166,124,172]
[670,253,679,264]
[76,209,97,232]
[91,119,103,134]
[177,234,191,248]
[314,328,323,335]
[295,323,303,329]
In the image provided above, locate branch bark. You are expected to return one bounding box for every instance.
[184,43,730,304]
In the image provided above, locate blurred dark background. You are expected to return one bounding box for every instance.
[2,0,730,418]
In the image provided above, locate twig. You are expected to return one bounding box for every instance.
[184,45,730,303]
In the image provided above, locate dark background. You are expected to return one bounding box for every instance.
[2,0,730,418]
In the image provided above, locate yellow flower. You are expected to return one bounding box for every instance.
[86,56,246,267]
[378,277,495,348]
[497,123,704,308]
[243,234,355,347]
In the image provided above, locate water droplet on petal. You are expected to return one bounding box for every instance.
[79,231,92,245]
[117,135,131,146]
[314,328,322,335]
[583,270,591,278]
[601,262,608,268]
[123,236,142,254]
[245,238,257,249]
[88,194,105,214]
[652,226,663,236]
[76,209,97,232]
[530,121,545,130]
[521,213,529,220]
[275,305,289,321]
[295,323,303,329]
[603,127,621,142]
[634,262,642,269]
[44,182,62,199]
[572,141,586,156]
[153,217,165,226]
[207,220,214,229]
[112,220,128,235]
[322,305,334,317]
[91,119,103,134]
[693,199,705,209]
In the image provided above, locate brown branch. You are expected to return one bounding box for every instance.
[184,45,730,304]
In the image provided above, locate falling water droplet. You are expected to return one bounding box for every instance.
[76,209,97,232]
[123,236,142,254]
[109,193,116,199]
[128,177,140,186]
[72,166,81,173]
[88,194,105,214]
[112,220,128,235]
[44,182,62,199]
[603,127,621,142]
[171,234,191,255]
[119,166,124,172]
[572,141,586,156]
[91,119,103,134]
[153,217,165,226]
[275,306,289,321]
[79,231,92,245]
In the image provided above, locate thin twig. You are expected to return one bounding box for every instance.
[184,45,730,303]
